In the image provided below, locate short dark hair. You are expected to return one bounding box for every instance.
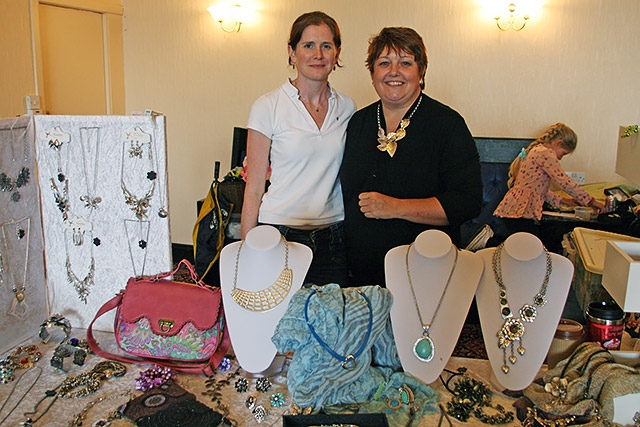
[288,11,342,67]
[366,27,428,87]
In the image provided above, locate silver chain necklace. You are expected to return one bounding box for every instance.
[231,238,292,312]
[405,243,458,362]
[376,94,422,157]
[1,216,30,318]
[492,242,552,373]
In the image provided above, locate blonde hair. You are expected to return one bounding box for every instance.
[507,123,578,188]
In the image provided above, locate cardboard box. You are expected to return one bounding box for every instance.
[602,241,640,312]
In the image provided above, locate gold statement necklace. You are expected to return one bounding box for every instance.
[231,237,293,312]
[376,94,423,157]
[406,244,458,362]
[492,243,552,373]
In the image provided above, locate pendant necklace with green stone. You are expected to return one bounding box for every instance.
[406,244,459,362]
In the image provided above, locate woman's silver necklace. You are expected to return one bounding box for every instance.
[292,80,329,113]
[299,94,327,113]
[148,114,169,218]
[231,238,292,312]
[405,243,458,362]
[1,216,31,318]
[492,242,552,373]
[376,94,422,157]
[78,127,102,211]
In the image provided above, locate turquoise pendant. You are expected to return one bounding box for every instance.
[413,335,434,362]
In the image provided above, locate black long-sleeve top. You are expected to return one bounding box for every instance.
[340,94,483,286]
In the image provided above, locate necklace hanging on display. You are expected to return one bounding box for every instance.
[492,242,552,373]
[231,238,292,312]
[78,127,102,211]
[120,140,156,221]
[1,216,31,318]
[406,243,458,362]
[148,116,169,218]
[1,121,30,202]
[124,219,150,277]
[65,229,95,304]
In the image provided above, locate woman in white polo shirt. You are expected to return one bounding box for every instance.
[240,11,356,287]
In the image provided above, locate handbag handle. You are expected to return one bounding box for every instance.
[86,291,230,376]
[144,259,204,286]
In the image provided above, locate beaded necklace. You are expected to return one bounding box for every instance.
[492,242,552,373]
[376,94,423,157]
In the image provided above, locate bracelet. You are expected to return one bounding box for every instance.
[39,314,71,344]
[50,343,88,371]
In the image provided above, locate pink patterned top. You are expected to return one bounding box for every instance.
[494,144,593,221]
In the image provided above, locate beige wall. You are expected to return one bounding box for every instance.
[1,0,36,116]
[3,1,640,245]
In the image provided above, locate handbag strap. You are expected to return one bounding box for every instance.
[86,291,230,376]
[144,259,205,286]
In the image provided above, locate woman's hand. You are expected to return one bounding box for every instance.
[588,198,606,214]
[358,192,396,219]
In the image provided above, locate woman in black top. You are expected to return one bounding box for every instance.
[340,27,483,286]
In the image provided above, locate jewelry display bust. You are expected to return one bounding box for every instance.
[385,229,483,384]
[476,232,573,391]
[220,225,311,374]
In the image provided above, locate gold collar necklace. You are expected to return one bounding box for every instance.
[376,94,423,157]
[406,244,458,362]
[231,237,293,312]
[492,242,552,373]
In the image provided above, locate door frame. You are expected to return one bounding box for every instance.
[30,0,125,114]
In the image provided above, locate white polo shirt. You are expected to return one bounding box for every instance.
[247,79,356,227]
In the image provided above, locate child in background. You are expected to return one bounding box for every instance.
[494,123,605,249]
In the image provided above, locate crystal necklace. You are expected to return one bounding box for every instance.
[376,94,423,157]
[406,243,458,362]
[0,122,30,203]
[1,216,30,318]
[231,238,292,312]
[120,140,156,220]
[65,227,96,304]
[492,242,552,373]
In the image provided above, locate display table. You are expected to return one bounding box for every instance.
[0,330,526,426]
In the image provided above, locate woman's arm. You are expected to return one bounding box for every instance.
[240,129,271,239]
[357,192,449,225]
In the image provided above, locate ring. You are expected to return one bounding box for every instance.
[39,314,72,344]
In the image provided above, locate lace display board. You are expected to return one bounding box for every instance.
[33,115,171,332]
[0,117,47,354]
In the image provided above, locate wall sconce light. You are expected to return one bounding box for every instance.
[495,3,529,31]
[208,4,245,33]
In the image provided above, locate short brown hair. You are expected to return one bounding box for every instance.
[366,27,428,88]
